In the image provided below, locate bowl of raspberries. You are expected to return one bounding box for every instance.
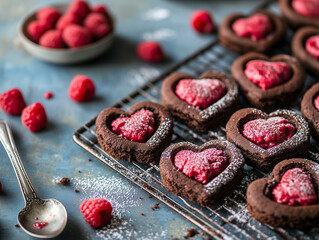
[19,0,114,64]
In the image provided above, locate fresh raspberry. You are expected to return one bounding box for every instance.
[68,75,95,102]
[174,148,228,184]
[44,92,54,99]
[232,13,273,41]
[306,35,319,59]
[92,4,109,17]
[0,88,26,115]
[111,109,155,143]
[175,79,225,109]
[21,103,47,132]
[272,168,317,206]
[245,60,292,90]
[67,0,91,21]
[190,10,215,34]
[39,30,65,48]
[56,14,81,32]
[80,198,113,228]
[27,20,52,42]
[314,95,319,111]
[137,41,164,62]
[292,0,319,17]
[62,24,92,48]
[242,117,295,149]
[83,13,110,39]
[37,6,61,26]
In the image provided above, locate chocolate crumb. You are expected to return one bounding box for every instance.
[151,207,154,211]
[148,194,152,198]
[140,213,145,216]
[59,177,70,185]
[78,170,81,173]
[184,228,198,239]
[139,197,143,200]
[14,224,19,228]
[88,158,92,162]
[74,189,79,193]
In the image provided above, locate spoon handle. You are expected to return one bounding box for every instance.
[0,120,39,203]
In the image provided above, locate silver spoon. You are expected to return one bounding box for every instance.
[0,120,67,238]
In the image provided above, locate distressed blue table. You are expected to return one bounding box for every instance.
[0,0,263,239]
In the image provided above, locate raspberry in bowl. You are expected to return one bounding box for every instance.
[19,1,115,64]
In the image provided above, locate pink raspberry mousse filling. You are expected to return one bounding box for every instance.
[292,0,319,17]
[232,13,273,41]
[111,109,155,143]
[174,148,228,184]
[175,79,226,109]
[306,35,319,59]
[314,95,319,111]
[272,168,317,206]
[245,60,292,90]
[242,117,295,149]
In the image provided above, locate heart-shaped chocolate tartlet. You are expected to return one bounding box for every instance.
[226,108,310,171]
[292,26,319,77]
[160,140,245,206]
[96,101,173,163]
[161,70,239,132]
[219,10,286,53]
[279,0,319,29]
[247,158,319,228]
[301,83,319,141]
[232,52,306,109]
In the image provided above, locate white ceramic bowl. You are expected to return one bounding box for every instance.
[18,4,115,64]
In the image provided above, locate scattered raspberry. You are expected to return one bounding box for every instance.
[292,0,319,17]
[56,14,81,32]
[175,79,225,109]
[39,30,64,48]
[137,41,164,62]
[92,4,109,17]
[27,20,52,42]
[306,35,319,59]
[37,6,61,26]
[190,10,214,34]
[69,75,95,102]
[21,103,47,132]
[174,148,228,184]
[44,92,54,99]
[83,13,110,39]
[245,60,292,90]
[111,109,155,143]
[67,0,90,21]
[232,13,273,41]
[242,117,295,149]
[80,198,113,228]
[272,168,317,206]
[314,95,319,111]
[0,88,26,115]
[62,24,92,48]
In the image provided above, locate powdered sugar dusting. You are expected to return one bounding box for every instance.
[147,118,173,147]
[142,29,176,41]
[144,8,170,21]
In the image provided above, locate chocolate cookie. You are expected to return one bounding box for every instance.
[161,70,239,132]
[219,10,286,53]
[301,83,319,141]
[231,52,306,109]
[247,158,319,228]
[292,26,319,77]
[160,140,245,206]
[226,108,310,171]
[279,0,319,29]
[96,101,173,163]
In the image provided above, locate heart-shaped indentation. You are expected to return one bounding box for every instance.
[232,13,273,41]
[226,108,310,171]
[247,158,319,228]
[292,27,319,77]
[219,10,286,53]
[244,60,292,90]
[175,79,226,109]
[160,140,244,206]
[96,101,173,163]
[292,0,319,17]
[232,52,305,109]
[301,82,319,141]
[162,70,238,132]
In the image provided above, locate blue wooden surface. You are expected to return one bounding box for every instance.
[0,0,263,239]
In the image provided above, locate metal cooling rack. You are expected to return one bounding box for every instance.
[73,1,319,239]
